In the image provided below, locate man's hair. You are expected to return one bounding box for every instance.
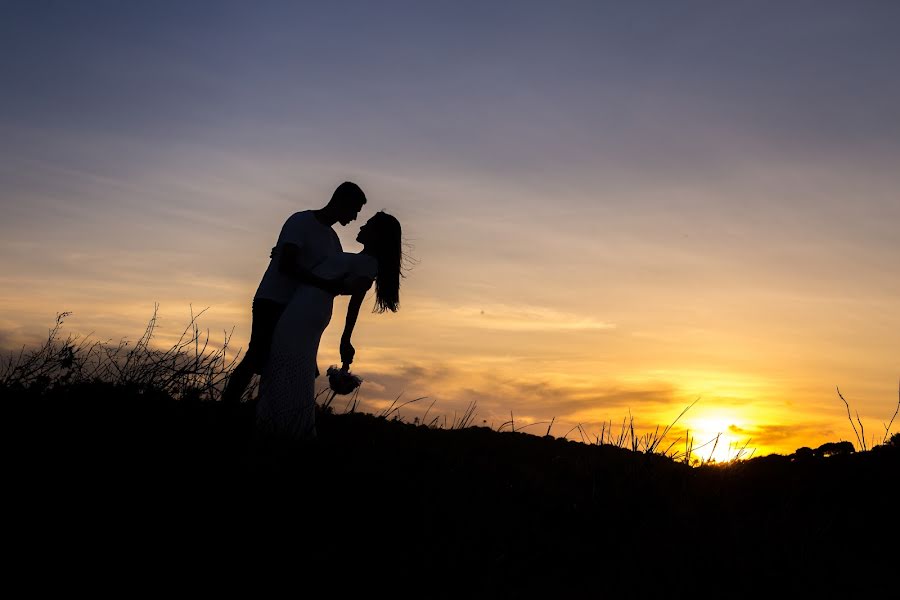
[331,181,367,206]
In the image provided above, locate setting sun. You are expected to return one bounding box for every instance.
[683,413,754,463]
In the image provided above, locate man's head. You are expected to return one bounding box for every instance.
[328,181,367,225]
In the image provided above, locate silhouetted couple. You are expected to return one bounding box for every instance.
[223,181,402,440]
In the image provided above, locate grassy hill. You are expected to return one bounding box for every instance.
[4,380,896,597]
[2,316,895,595]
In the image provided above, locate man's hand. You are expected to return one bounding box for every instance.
[312,273,363,296]
[319,278,344,296]
[340,338,355,366]
[340,274,374,296]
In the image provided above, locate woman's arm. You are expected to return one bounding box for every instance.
[340,285,371,368]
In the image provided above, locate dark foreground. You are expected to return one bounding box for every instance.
[5,382,897,597]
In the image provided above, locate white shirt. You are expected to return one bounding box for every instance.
[254,210,343,303]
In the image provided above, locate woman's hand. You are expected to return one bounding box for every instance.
[340,337,356,366]
[340,289,366,366]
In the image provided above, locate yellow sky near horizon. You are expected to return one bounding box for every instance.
[2,161,897,459]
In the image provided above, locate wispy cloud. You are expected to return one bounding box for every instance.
[404,300,615,333]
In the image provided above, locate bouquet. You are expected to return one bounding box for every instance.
[326,365,363,395]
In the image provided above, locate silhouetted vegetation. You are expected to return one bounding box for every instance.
[2,314,896,596]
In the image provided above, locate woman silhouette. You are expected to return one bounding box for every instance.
[255,211,402,440]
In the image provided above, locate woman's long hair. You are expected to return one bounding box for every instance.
[369,211,402,313]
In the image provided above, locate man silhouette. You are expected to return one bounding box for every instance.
[222,181,367,405]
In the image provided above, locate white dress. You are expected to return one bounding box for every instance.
[255,252,378,439]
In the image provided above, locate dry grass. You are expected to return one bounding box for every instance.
[4,309,896,466]
[1,306,238,402]
[836,380,900,451]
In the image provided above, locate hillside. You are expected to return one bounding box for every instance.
[4,381,896,596]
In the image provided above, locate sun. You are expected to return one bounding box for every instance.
[684,413,753,464]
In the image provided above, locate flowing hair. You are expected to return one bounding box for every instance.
[370,211,402,313]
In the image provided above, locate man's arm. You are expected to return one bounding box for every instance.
[276,243,344,295]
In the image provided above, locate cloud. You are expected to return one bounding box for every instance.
[409,300,616,333]
[470,305,616,332]
[339,357,689,436]
[0,328,18,354]
[742,422,844,450]
[330,355,868,456]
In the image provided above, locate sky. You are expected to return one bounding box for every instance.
[2,0,898,459]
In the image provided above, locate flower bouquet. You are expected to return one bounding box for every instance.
[326,365,363,395]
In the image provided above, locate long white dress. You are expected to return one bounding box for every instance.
[255,252,378,439]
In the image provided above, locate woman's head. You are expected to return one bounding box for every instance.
[358,211,402,313]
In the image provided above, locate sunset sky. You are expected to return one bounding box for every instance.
[2,1,898,459]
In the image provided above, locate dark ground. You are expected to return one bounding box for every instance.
[4,382,897,597]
